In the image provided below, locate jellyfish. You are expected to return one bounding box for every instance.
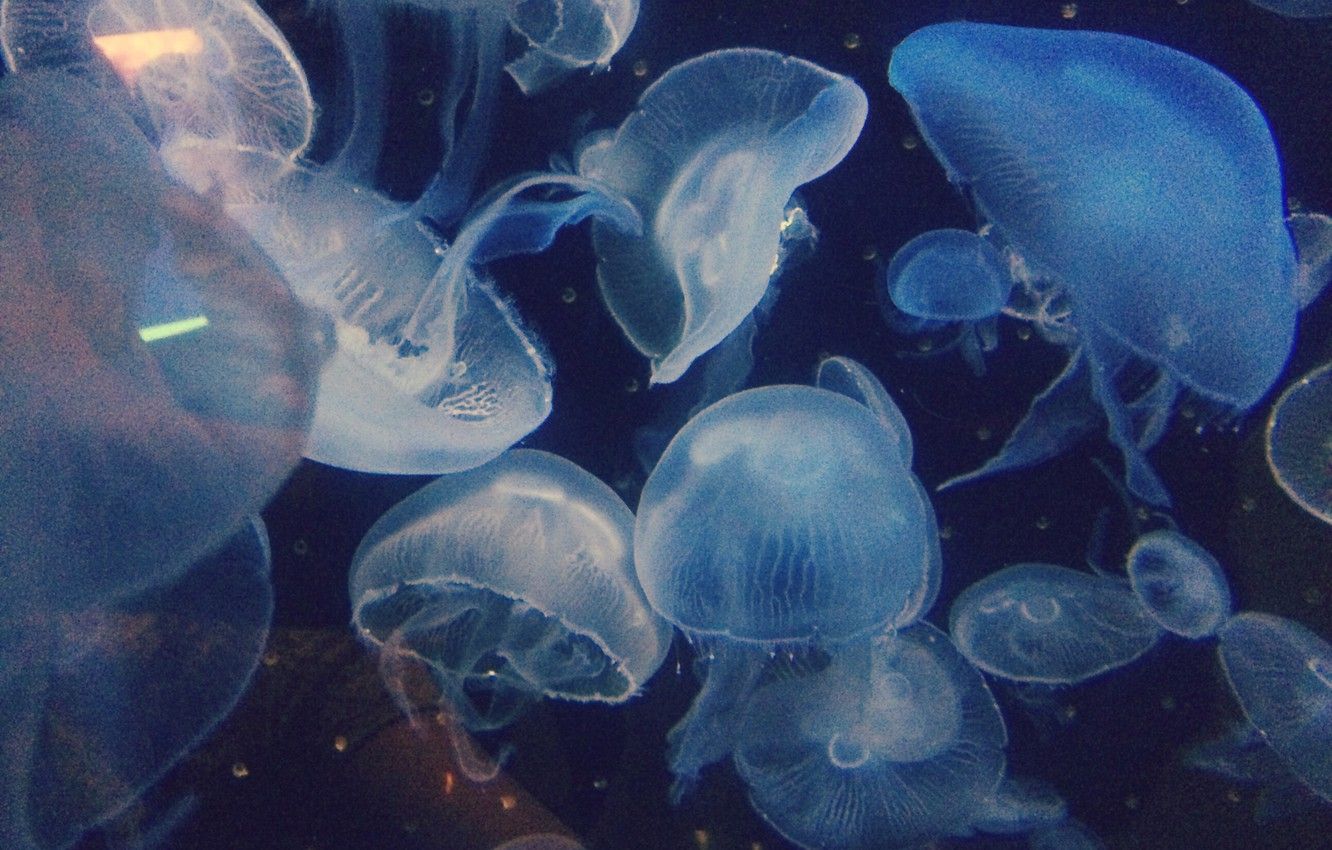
[1265,361,1332,526]
[349,449,672,731]
[1186,718,1327,824]
[0,0,314,161]
[633,384,940,797]
[889,23,1298,506]
[949,563,1164,685]
[1216,611,1332,802]
[880,227,1011,375]
[0,70,322,608]
[577,48,868,383]
[1289,212,1332,309]
[972,775,1068,836]
[814,355,914,466]
[732,623,1007,850]
[1125,529,1233,639]
[1,515,275,850]
[1246,0,1332,19]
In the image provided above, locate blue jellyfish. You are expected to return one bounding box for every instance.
[577,48,868,383]
[349,449,672,731]
[732,623,1007,850]
[0,70,322,609]
[1217,612,1332,802]
[1265,361,1332,526]
[814,355,914,466]
[949,563,1164,684]
[634,384,940,798]
[1125,529,1233,638]
[1289,212,1332,309]
[1186,718,1327,825]
[889,23,1298,506]
[972,775,1068,836]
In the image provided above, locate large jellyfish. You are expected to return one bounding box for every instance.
[949,563,1163,685]
[1125,529,1233,639]
[733,623,1007,850]
[634,384,940,797]
[889,23,1298,506]
[1265,361,1332,526]
[577,48,868,383]
[349,449,672,731]
[0,70,322,607]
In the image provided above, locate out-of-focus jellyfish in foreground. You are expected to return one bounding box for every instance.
[634,384,940,798]
[578,48,868,383]
[949,563,1163,684]
[1125,529,1233,638]
[349,449,672,731]
[0,0,315,161]
[0,70,321,608]
[1217,612,1332,802]
[1265,361,1332,525]
[733,623,1006,850]
[889,22,1298,506]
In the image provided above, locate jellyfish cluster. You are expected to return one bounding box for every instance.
[0,0,1330,848]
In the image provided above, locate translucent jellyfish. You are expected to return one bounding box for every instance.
[1186,719,1326,824]
[2,516,274,850]
[1125,529,1233,638]
[349,449,672,731]
[168,140,640,474]
[1289,212,1332,308]
[0,0,314,160]
[972,775,1068,836]
[577,48,868,383]
[814,355,914,466]
[884,228,1011,322]
[1217,612,1332,801]
[732,624,1007,850]
[1265,361,1332,525]
[890,23,1298,506]
[0,71,322,611]
[949,563,1164,684]
[634,384,940,797]
[1247,0,1332,18]
[504,0,640,95]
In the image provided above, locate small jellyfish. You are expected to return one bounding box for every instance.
[732,624,1007,850]
[349,449,672,731]
[1125,529,1233,638]
[1289,212,1332,309]
[1265,361,1332,526]
[971,775,1068,836]
[814,355,914,466]
[890,23,1297,506]
[949,563,1164,684]
[884,228,1011,323]
[1216,612,1332,802]
[578,48,868,383]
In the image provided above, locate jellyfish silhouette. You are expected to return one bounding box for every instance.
[732,623,1007,850]
[350,449,672,731]
[0,70,322,605]
[889,22,1298,506]
[1217,611,1332,802]
[577,48,868,383]
[949,563,1163,684]
[1126,529,1233,638]
[634,384,940,798]
[1265,361,1332,526]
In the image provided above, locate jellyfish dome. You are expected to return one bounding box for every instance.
[949,563,1163,684]
[1217,612,1332,802]
[0,70,322,612]
[732,623,1007,850]
[814,355,914,466]
[635,385,941,643]
[1126,529,1233,638]
[350,449,672,730]
[884,228,1011,322]
[505,0,640,94]
[577,48,867,383]
[1265,361,1332,526]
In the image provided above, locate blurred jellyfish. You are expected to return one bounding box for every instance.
[732,623,1006,850]
[0,71,322,610]
[890,23,1297,506]
[1125,529,1233,638]
[1186,719,1326,824]
[949,563,1163,684]
[814,355,914,466]
[1289,212,1332,308]
[972,775,1068,836]
[577,48,867,383]
[0,0,314,160]
[880,228,1010,375]
[634,385,940,798]
[1265,361,1332,525]
[1217,612,1332,802]
[1246,0,1332,18]
[349,450,672,731]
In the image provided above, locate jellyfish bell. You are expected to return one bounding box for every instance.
[504,0,640,94]
[1265,361,1332,526]
[1125,529,1233,639]
[884,228,1011,323]
[577,48,867,383]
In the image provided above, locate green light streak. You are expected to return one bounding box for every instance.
[137,315,209,343]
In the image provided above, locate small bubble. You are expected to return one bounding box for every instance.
[416,88,435,107]
[1175,0,1189,5]
[499,795,518,811]
[693,830,712,850]
[976,426,992,442]
[1304,586,1325,606]
[1016,325,1033,341]
[1241,496,1257,513]
[1225,788,1242,804]
[262,650,280,667]
[402,821,420,834]
[442,771,456,795]
[1180,405,1197,420]
[939,524,954,541]
[592,777,609,790]
[231,762,250,779]
[1036,516,1052,531]
[916,337,934,353]
[901,133,920,151]
[560,287,577,304]
[632,59,649,78]
[1062,705,1077,721]
[1125,794,1141,810]
[292,538,309,556]
[333,736,348,753]
[1060,2,1078,19]
[843,32,862,50]
[625,377,640,394]
[1160,695,1177,712]
[861,245,878,261]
